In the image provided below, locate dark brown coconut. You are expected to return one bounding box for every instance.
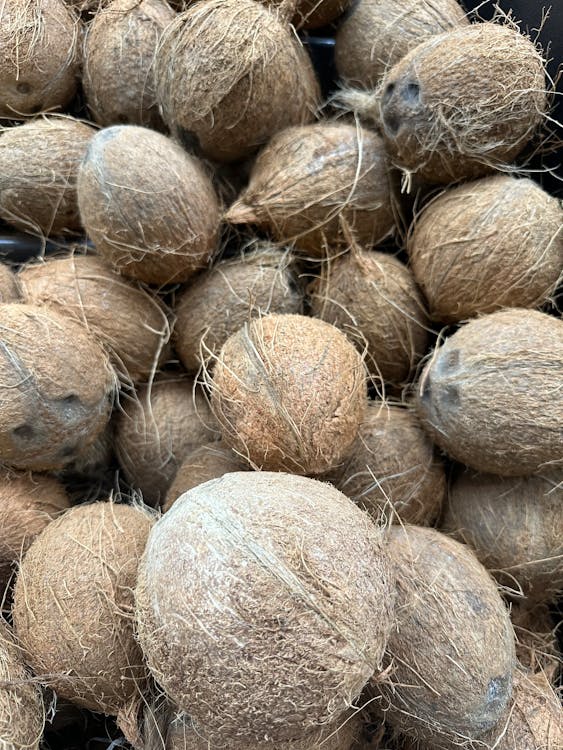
[210,314,367,474]
[77,125,221,285]
[511,602,560,683]
[0,303,115,471]
[174,246,303,373]
[408,175,563,322]
[0,265,21,303]
[0,117,95,236]
[263,0,352,29]
[416,309,563,476]
[155,0,320,163]
[309,248,429,384]
[226,123,395,256]
[135,471,395,745]
[83,0,175,129]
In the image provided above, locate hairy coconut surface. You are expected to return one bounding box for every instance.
[378,23,547,184]
[416,309,563,476]
[511,602,560,683]
[83,0,175,129]
[13,502,153,717]
[0,303,114,471]
[136,471,395,745]
[408,175,563,322]
[226,123,395,256]
[0,265,21,303]
[174,246,303,373]
[210,313,367,474]
[77,125,221,285]
[0,117,95,237]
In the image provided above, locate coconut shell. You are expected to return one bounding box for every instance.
[0,117,95,236]
[174,246,303,373]
[83,0,175,129]
[416,309,563,476]
[408,175,563,322]
[77,125,221,285]
[226,123,395,256]
[155,0,320,163]
[136,471,395,745]
[0,265,21,303]
[378,23,548,184]
[511,603,560,684]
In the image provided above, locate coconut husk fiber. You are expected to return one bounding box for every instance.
[135,471,395,745]
[408,175,563,322]
[510,602,560,684]
[416,309,563,476]
[0,265,21,303]
[225,123,395,257]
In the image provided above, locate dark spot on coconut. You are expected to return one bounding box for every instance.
[485,674,511,712]
[383,111,401,136]
[16,82,32,95]
[61,394,81,407]
[465,591,488,615]
[177,127,202,156]
[59,444,77,459]
[382,82,395,105]
[12,424,34,441]
[444,384,460,407]
[402,82,420,105]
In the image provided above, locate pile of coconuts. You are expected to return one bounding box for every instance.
[0,0,561,748]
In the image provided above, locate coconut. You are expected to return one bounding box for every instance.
[136,471,395,745]
[294,0,351,29]
[83,0,175,129]
[309,248,429,384]
[416,309,563,476]
[511,602,560,683]
[0,117,95,237]
[408,175,563,322]
[0,265,21,303]
[225,123,395,256]
[77,125,221,286]
[378,23,547,184]
[56,419,116,503]
[155,0,320,163]
[174,246,303,373]
[19,254,171,383]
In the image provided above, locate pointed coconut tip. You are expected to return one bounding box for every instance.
[224,201,258,225]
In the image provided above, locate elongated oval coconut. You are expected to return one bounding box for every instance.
[0,265,20,303]
[78,125,221,285]
[408,175,563,322]
[511,603,560,682]
[378,23,548,183]
[416,309,563,476]
[83,0,175,129]
[226,124,395,256]
[136,471,395,745]
[0,303,115,471]
[155,0,320,163]
[210,314,367,474]
[0,118,95,236]
[174,246,303,373]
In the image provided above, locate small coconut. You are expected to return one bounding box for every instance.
[511,602,560,683]
[0,117,95,236]
[77,125,221,285]
[136,471,395,745]
[226,123,395,256]
[0,264,21,303]
[416,309,563,476]
[172,0,351,28]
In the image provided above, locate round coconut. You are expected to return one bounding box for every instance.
[225,123,395,256]
[135,471,395,745]
[408,175,563,322]
[210,314,367,474]
[416,309,563,476]
[0,303,115,471]
[83,0,175,129]
[378,23,548,184]
[77,125,221,286]
[174,246,303,373]
[19,254,171,383]
[0,117,95,237]
[511,602,560,683]
[155,0,320,163]
[0,265,21,303]
[115,378,218,507]
[13,502,154,719]
[335,0,468,89]
[442,469,563,603]
[309,248,429,384]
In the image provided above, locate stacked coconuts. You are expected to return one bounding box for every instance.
[0,0,561,748]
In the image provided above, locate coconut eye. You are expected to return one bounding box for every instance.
[382,82,395,104]
[403,82,420,104]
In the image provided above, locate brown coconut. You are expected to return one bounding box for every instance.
[210,313,367,474]
[511,602,560,683]
[174,246,303,373]
[135,471,395,745]
[416,309,563,476]
[83,0,175,129]
[408,175,563,322]
[0,303,115,471]
[155,0,320,163]
[226,123,395,256]
[19,254,171,383]
[0,265,21,303]
[171,0,351,28]
[0,117,95,236]
[309,248,429,384]
[77,125,221,285]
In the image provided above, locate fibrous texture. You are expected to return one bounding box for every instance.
[0,265,21,303]
[511,602,560,683]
